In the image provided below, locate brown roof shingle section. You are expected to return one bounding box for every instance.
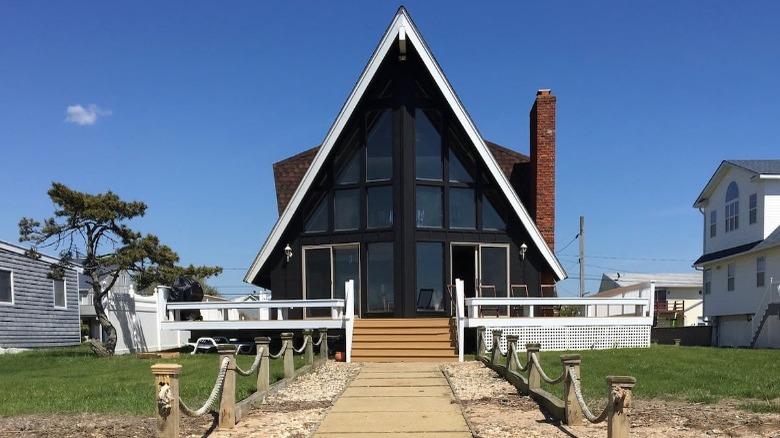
[272,141,529,215]
[272,146,319,215]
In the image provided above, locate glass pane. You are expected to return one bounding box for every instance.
[367,242,393,313]
[366,110,393,181]
[305,195,328,233]
[305,248,331,317]
[483,193,506,231]
[367,186,393,228]
[450,187,476,229]
[334,247,360,315]
[415,110,442,180]
[416,242,444,312]
[480,246,507,316]
[334,189,359,230]
[54,280,65,307]
[0,271,11,302]
[416,186,442,228]
[449,147,473,183]
[335,150,360,185]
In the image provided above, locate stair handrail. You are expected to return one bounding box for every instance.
[751,278,779,343]
[455,278,465,362]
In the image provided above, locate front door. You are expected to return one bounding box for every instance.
[451,243,509,313]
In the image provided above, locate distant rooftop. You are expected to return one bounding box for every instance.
[725,159,780,175]
[599,272,701,291]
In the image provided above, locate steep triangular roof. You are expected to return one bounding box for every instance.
[694,159,780,208]
[245,7,566,283]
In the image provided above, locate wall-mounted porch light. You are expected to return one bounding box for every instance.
[520,243,528,260]
[284,244,293,263]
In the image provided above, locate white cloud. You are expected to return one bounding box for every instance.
[65,104,112,125]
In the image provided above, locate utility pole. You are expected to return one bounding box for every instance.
[579,216,585,297]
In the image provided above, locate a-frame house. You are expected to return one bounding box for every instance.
[245,8,566,337]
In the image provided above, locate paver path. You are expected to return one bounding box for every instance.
[313,362,471,437]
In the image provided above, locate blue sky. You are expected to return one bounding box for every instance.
[1,2,778,297]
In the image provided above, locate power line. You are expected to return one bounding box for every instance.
[555,234,579,254]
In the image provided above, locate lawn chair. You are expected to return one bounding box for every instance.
[539,284,558,316]
[510,284,529,317]
[417,288,434,311]
[478,284,500,317]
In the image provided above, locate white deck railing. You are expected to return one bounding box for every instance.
[158,280,356,362]
[454,281,654,359]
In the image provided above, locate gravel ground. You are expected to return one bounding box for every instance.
[209,361,361,438]
[441,361,780,438]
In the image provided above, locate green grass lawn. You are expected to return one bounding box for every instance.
[532,345,780,412]
[0,343,305,416]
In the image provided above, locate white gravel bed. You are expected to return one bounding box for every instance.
[209,361,361,438]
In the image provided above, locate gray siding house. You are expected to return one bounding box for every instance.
[0,240,81,348]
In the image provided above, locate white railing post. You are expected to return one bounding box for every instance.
[456,278,465,363]
[345,279,354,363]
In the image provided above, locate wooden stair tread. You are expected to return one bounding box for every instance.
[351,318,457,362]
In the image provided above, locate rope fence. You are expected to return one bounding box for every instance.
[150,328,331,438]
[476,327,636,438]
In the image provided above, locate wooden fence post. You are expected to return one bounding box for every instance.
[476,327,486,359]
[526,343,541,393]
[281,332,294,380]
[505,335,519,373]
[151,363,182,438]
[607,376,636,438]
[255,336,270,393]
[217,346,237,429]
[490,329,503,367]
[561,354,583,425]
[303,329,314,365]
[318,328,329,361]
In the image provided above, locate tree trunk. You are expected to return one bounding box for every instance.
[91,279,117,357]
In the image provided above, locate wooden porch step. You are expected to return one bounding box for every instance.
[353,333,451,342]
[351,318,457,362]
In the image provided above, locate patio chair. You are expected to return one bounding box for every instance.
[539,284,558,316]
[510,284,529,317]
[417,288,434,310]
[478,284,500,317]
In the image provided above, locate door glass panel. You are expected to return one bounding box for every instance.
[480,246,507,316]
[367,185,393,228]
[416,242,444,312]
[450,187,476,229]
[415,109,442,181]
[416,185,442,228]
[367,242,393,313]
[334,247,360,315]
[366,110,393,181]
[334,189,359,230]
[305,248,331,317]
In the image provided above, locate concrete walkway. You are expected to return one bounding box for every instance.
[313,362,471,437]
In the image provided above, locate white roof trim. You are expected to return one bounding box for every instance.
[245,8,566,283]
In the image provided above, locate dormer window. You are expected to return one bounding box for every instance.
[725,181,739,232]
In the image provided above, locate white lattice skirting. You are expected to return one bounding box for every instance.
[484,325,651,353]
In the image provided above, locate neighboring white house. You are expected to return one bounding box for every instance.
[597,272,703,327]
[80,272,190,354]
[693,160,780,348]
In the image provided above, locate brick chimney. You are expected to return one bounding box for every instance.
[530,89,556,252]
